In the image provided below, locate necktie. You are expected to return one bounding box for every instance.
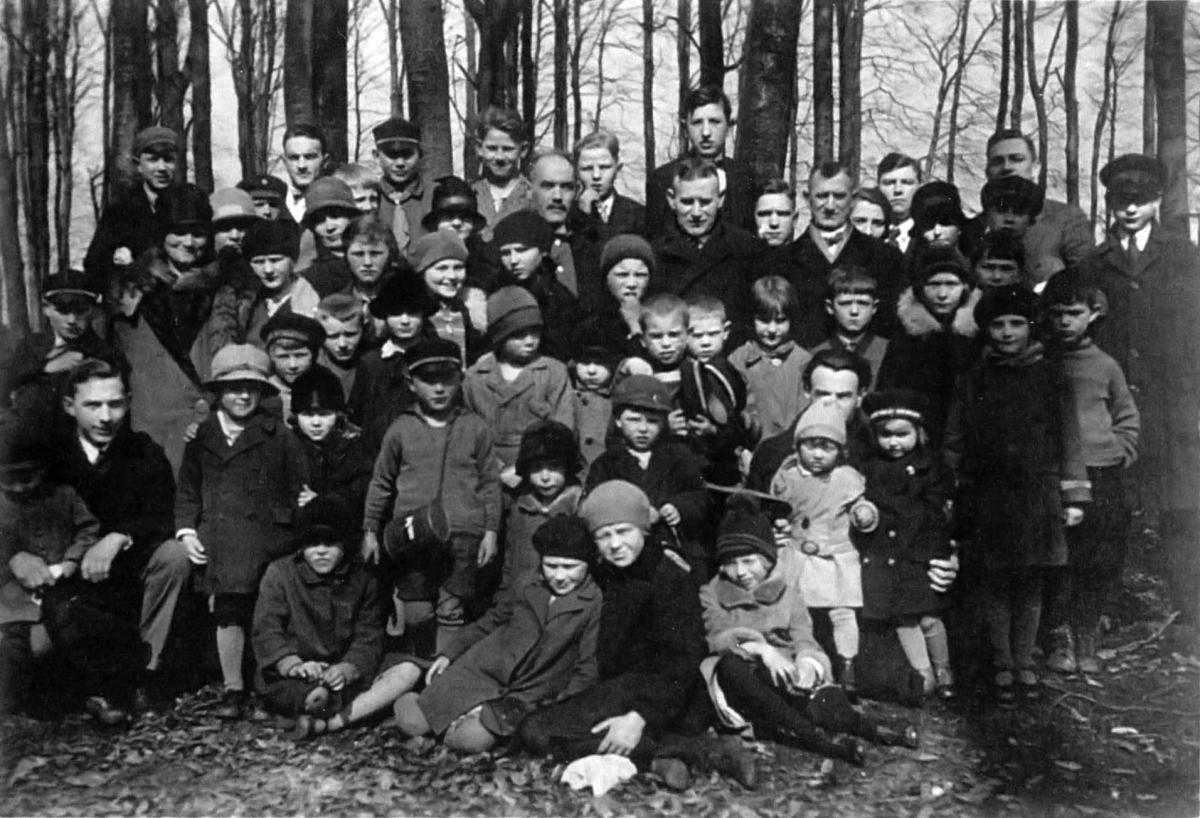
[1127,238,1141,272]
[886,226,901,248]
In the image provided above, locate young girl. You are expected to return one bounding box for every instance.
[411,232,485,365]
[856,390,955,700]
[300,178,362,296]
[569,322,618,472]
[393,514,600,754]
[770,398,879,699]
[463,286,574,487]
[176,344,308,719]
[943,285,1090,705]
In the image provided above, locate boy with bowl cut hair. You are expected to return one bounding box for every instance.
[572,129,645,241]
[471,106,533,238]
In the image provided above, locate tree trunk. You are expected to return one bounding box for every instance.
[1010,0,1023,128]
[108,0,152,197]
[552,0,568,148]
[812,0,834,166]
[399,0,453,179]
[465,0,521,115]
[1148,0,1188,234]
[677,0,691,150]
[835,0,862,179]
[154,0,189,180]
[1062,0,1078,206]
[21,0,51,281]
[698,0,722,87]
[734,0,801,183]
[187,0,212,189]
[380,0,402,116]
[0,71,29,336]
[945,0,971,183]
[520,0,535,134]
[996,0,1010,131]
[1141,5,1155,155]
[1025,0,1046,189]
[571,0,583,141]
[642,0,656,174]
[311,0,348,163]
[463,9,477,181]
[283,0,316,127]
[1089,1,1120,225]
[51,0,80,273]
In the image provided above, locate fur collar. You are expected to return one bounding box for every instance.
[896,286,980,339]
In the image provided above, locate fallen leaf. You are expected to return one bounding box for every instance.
[64,771,112,788]
[916,752,940,762]
[8,755,48,785]
[1053,760,1082,772]
[1110,768,1137,776]
[1110,726,1139,735]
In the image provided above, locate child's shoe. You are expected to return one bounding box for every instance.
[993,671,1016,707]
[1075,629,1101,674]
[1016,668,1040,701]
[872,720,919,749]
[934,664,958,701]
[85,695,130,726]
[214,688,248,720]
[837,656,858,703]
[1045,626,1077,674]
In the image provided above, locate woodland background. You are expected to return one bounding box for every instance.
[0,0,1197,341]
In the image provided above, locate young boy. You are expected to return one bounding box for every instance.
[619,293,688,386]
[729,276,811,442]
[242,219,321,346]
[978,176,1044,243]
[301,178,362,297]
[679,295,748,486]
[253,496,397,740]
[463,286,574,486]
[971,230,1027,291]
[340,216,400,348]
[316,293,367,402]
[176,344,309,719]
[259,311,325,422]
[332,164,382,215]
[572,130,645,240]
[570,322,618,470]
[347,274,432,449]
[585,375,710,578]
[754,180,798,248]
[471,106,532,238]
[1041,270,1139,674]
[362,337,501,656]
[810,268,890,393]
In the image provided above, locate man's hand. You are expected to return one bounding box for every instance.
[182,534,207,565]
[9,553,54,589]
[361,531,381,565]
[591,711,646,756]
[659,503,682,527]
[500,465,522,489]
[477,531,498,567]
[81,533,130,582]
[425,655,450,685]
[1063,506,1084,527]
[927,553,959,593]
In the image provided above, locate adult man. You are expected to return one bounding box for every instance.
[876,153,922,253]
[83,126,179,293]
[645,85,757,237]
[650,158,762,341]
[51,359,191,712]
[373,117,435,252]
[975,130,1094,283]
[279,123,328,225]
[768,162,903,347]
[527,150,601,307]
[237,174,288,221]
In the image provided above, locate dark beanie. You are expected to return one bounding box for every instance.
[599,234,656,277]
[487,285,543,344]
[974,283,1038,327]
[516,420,582,478]
[715,508,778,568]
[493,211,554,252]
[290,495,354,551]
[533,514,595,563]
[290,365,346,414]
[913,245,973,286]
[243,219,300,260]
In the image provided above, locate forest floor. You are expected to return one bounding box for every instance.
[1,536,1198,818]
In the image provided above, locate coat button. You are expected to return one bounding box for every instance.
[887,557,896,566]
[1130,281,1140,290]
[888,530,897,538]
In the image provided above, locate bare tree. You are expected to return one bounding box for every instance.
[20,0,51,280]
[642,0,656,171]
[1142,5,1154,155]
[812,0,833,165]
[0,70,28,335]
[520,0,534,132]
[944,0,972,182]
[377,0,402,116]
[212,0,282,177]
[553,0,568,148]
[1010,0,1024,128]
[399,0,453,178]
[677,0,691,135]
[187,0,210,188]
[1148,0,1188,234]
[836,0,863,179]
[108,0,153,197]
[996,0,1010,130]
[1089,0,1123,224]
[153,0,188,178]
[570,0,584,142]
[464,0,521,114]
[734,0,801,182]
[1025,1,1064,190]
[698,0,722,87]
[1060,0,1078,205]
[283,0,348,162]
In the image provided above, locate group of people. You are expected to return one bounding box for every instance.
[1,80,1197,792]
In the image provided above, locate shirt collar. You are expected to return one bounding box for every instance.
[78,433,106,465]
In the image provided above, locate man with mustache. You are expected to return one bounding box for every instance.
[280,123,329,227]
[526,150,603,312]
[83,126,180,295]
[644,85,757,238]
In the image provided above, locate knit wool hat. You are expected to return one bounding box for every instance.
[242,220,300,260]
[487,285,543,344]
[714,507,778,568]
[579,479,653,533]
[516,420,582,478]
[493,211,554,253]
[600,234,657,277]
[533,514,595,564]
[862,389,929,430]
[408,232,469,273]
[974,283,1038,327]
[913,245,973,286]
[572,319,620,370]
[303,177,360,225]
[290,365,346,414]
[210,188,260,227]
[794,398,847,446]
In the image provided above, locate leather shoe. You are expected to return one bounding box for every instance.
[650,757,691,791]
[836,736,866,767]
[213,688,247,720]
[85,695,130,726]
[874,722,919,749]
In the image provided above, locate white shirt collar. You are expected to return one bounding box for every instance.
[381,339,406,359]
[78,434,105,465]
[1122,223,1152,252]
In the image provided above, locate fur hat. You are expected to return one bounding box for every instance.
[369,273,432,318]
[910,181,966,232]
[303,177,359,225]
[610,374,673,415]
[290,495,355,551]
[242,220,300,260]
[493,211,554,253]
[714,507,777,568]
[600,234,657,277]
[159,184,213,231]
[487,285,543,344]
[407,232,469,273]
[533,514,594,564]
[974,283,1038,328]
[980,176,1044,219]
[913,245,973,287]
[290,365,346,414]
[579,479,653,533]
[572,319,620,370]
[794,398,846,446]
[204,344,277,393]
[516,420,582,478]
[421,176,486,232]
[260,311,326,352]
[862,389,929,430]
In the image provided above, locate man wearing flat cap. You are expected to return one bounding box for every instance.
[373,117,435,253]
[1078,153,1200,626]
[83,126,180,294]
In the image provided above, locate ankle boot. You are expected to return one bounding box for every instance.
[835,736,866,767]
[934,664,958,701]
[837,656,858,702]
[1045,626,1077,674]
[1075,628,1101,674]
[872,720,919,749]
[703,734,758,789]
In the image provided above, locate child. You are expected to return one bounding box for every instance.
[573,130,645,241]
[500,421,583,598]
[394,514,601,754]
[591,234,657,364]
[301,178,362,297]
[341,216,404,344]
[699,507,917,766]
[856,390,955,700]
[618,293,689,391]
[943,285,1090,705]
[410,232,485,365]
[347,274,433,449]
[492,211,580,363]
[975,176,1045,278]
[176,344,309,719]
[362,337,501,657]
[754,179,798,247]
[729,276,812,442]
[316,294,367,401]
[679,295,748,487]
[471,106,533,238]
[252,497,398,740]
[770,398,879,699]
[332,163,383,215]
[210,188,261,254]
[585,375,709,577]
[570,322,618,470]
[810,268,890,393]
[241,219,321,346]
[971,230,1027,291]
[849,187,891,241]
[260,311,325,422]
[418,177,493,331]
[463,286,574,487]
[290,367,374,524]
[1041,270,1139,674]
